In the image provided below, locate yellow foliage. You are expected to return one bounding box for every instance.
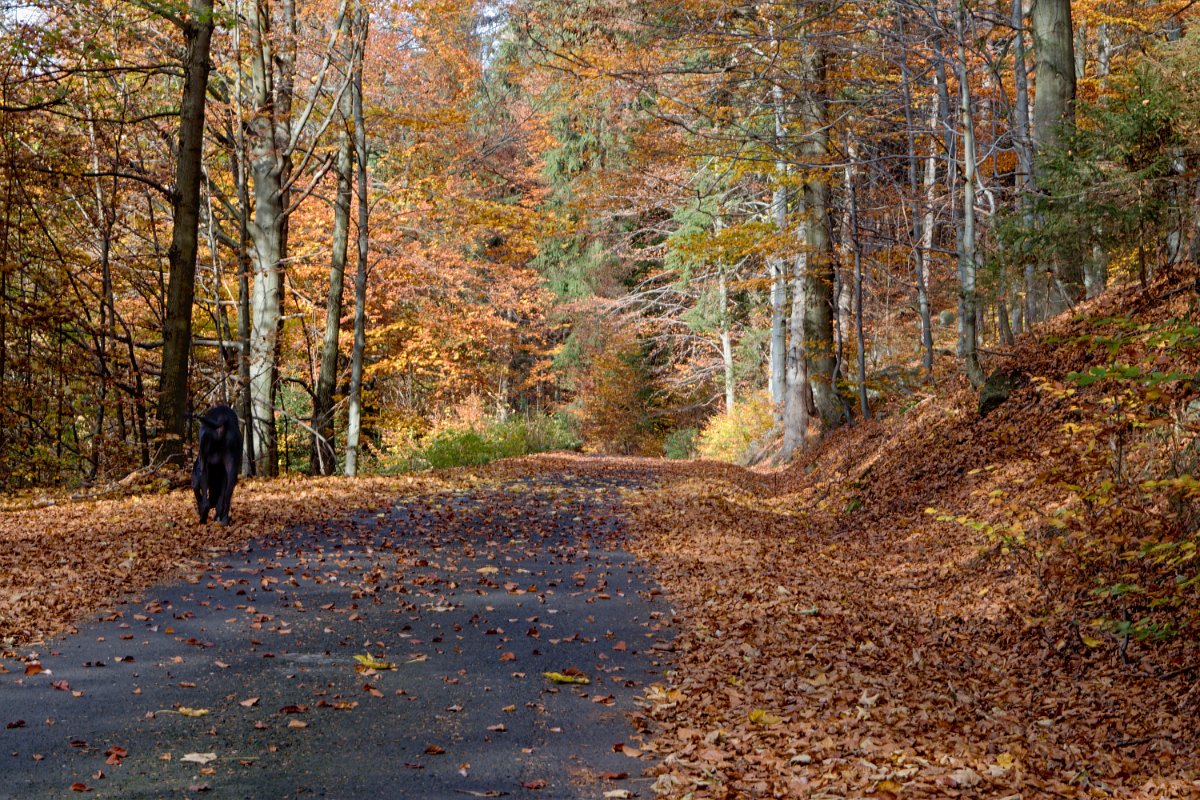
[696,392,776,464]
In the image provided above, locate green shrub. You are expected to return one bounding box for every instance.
[421,429,495,469]
[663,427,698,460]
[381,412,582,472]
[695,392,776,463]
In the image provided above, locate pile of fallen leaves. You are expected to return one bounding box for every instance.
[0,474,447,646]
[613,278,1200,797]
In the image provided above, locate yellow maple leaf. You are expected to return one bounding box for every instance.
[748,709,784,726]
[543,671,590,685]
[353,654,396,670]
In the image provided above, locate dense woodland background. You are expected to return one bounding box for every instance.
[0,0,1196,487]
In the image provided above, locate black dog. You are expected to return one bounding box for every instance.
[192,404,241,525]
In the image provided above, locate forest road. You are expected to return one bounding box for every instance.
[0,472,674,799]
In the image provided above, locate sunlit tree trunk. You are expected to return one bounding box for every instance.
[718,271,734,414]
[345,4,369,477]
[768,83,788,417]
[245,0,299,476]
[956,3,984,388]
[845,137,869,420]
[311,12,355,476]
[1012,0,1041,324]
[780,246,812,461]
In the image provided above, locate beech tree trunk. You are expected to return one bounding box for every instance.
[1031,0,1082,308]
[157,0,215,465]
[1012,0,1041,325]
[956,3,984,388]
[345,5,369,477]
[845,138,869,420]
[799,46,839,429]
[718,271,734,415]
[768,84,788,416]
[310,13,355,476]
[245,0,300,476]
[780,245,812,461]
[898,6,933,376]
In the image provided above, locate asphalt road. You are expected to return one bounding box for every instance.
[0,474,673,799]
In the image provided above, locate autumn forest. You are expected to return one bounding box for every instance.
[2,0,1200,797]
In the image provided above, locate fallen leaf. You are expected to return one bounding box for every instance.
[177,707,210,717]
[949,767,983,788]
[180,753,217,765]
[353,654,395,670]
[543,671,589,685]
[748,709,784,726]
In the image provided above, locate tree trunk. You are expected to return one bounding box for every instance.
[768,84,788,417]
[1032,0,1082,308]
[845,138,869,420]
[1032,0,1076,159]
[718,271,735,415]
[157,0,215,465]
[245,0,298,477]
[345,5,369,477]
[1011,0,1042,325]
[310,16,355,476]
[799,45,839,428]
[780,247,812,461]
[898,6,933,376]
[956,2,984,388]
